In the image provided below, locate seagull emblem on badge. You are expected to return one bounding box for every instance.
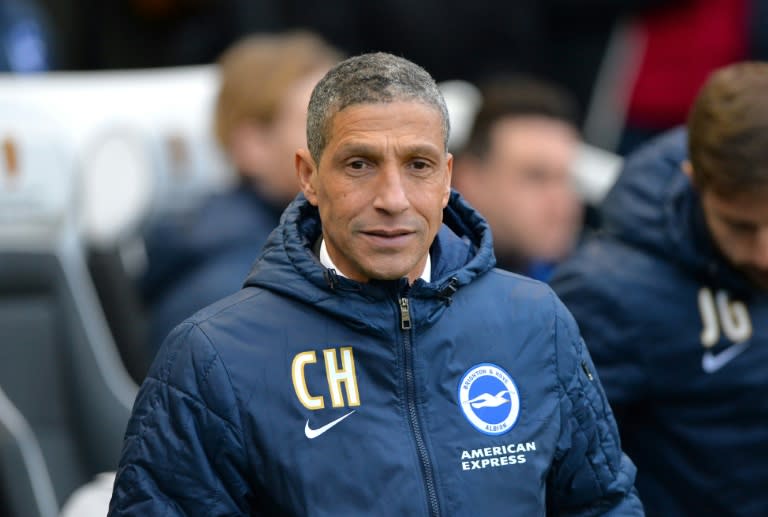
[466,390,510,409]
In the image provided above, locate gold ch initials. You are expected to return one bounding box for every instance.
[291,347,361,410]
[697,287,752,348]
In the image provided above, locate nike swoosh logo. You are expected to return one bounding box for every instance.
[702,341,751,373]
[304,410,356,439]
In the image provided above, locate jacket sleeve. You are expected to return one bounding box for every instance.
[108,323,253,516]
[546,295,644,516]
[550,244,651,416]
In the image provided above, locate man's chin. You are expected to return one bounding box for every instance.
[368,268,412,282]
[365,259,420,284]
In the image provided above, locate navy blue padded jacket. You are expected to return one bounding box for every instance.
[109,190,642,516]
[552,128,768,516]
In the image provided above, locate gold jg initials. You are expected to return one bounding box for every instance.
[697,287,752,348]
[291,347,360,410]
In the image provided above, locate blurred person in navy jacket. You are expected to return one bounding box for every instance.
[0,0,53,72]
[140,30,342,353]
[552,62,768,516]
[452,76,583,282]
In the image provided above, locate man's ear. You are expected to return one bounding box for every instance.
[682,159,694,178]
[681,159,701,189]
[296,148,319,205]
[443,153,454,207]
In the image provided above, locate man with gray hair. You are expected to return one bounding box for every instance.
[109,52,643,516]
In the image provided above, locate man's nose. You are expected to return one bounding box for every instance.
[373,164,409,213]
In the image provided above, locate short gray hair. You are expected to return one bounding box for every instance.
[306,52,450,163]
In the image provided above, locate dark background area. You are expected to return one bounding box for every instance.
[38,0,674,125]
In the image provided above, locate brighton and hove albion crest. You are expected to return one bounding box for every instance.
[458,363,520,436]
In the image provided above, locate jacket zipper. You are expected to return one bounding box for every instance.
[399,297,412,329]
[399,295,440,517]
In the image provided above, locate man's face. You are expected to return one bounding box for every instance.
[296,101,452,283]
[700,186,768,290]
[456,116,581,263]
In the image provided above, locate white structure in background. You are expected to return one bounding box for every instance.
[0,103,76,239]
[439,79,483,153]
[572,144,623,206]
[0,106,137,517]
[0,66,233,250]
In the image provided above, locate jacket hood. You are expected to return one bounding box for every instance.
[601,127,750,291]
[244,189,496,336]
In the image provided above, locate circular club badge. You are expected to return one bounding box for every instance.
[458,363,521,435]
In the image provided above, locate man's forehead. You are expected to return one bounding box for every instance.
[328,99,444,121]
[327,101,445,137]
[706,186,768,222]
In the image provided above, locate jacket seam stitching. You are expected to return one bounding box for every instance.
[194,322,244,425]
[558,306,620,488]
[554,304,604,498]
[134,323,247,513]
[194,322,254,484]
[562,304,622,482]
[190,289,267,326]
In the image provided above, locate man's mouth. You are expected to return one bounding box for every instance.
[366,229,411,237]
[362,229,414,246]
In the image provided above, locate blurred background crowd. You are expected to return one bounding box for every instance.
[1,0,767,516]
[9,0,768,148]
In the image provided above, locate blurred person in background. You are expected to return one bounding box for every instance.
[0,0,54,72]
[140,30,342,354]
[452,76,583,282]
[552,62,768,516]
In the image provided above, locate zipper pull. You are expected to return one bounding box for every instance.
[399,297,412,330]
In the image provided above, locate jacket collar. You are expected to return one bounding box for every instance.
[244,190,496,336]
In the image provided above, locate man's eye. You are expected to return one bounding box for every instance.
[411,160,431,170]
[348,160,367,169]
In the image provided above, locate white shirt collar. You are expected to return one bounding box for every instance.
[319,238,431,283]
